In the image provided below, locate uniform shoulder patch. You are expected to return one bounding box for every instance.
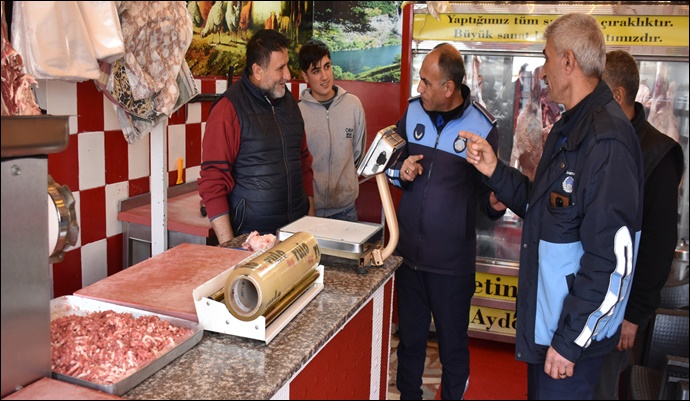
[472,100,497,126]
[408,95,421,103]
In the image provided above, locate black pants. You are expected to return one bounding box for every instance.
[527,356,605,400]
[395,264,476,400]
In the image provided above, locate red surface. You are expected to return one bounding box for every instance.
[106,234,123,276]
[76,81,104,132]
[168,108,186,125]
[52,248,83,298]
[79,187,106,245]
[290,301,374,399]
[2,377,123,400]
[128,176,150,197]
[104,130,129,184]
[185,123,202,167]
[47,134,80,192]
[436,338,528,400]
[74,243,252,322]
[117,190,212,237]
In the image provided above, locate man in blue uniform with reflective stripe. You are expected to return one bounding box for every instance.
[388,43,506,400]
[462,13,644,399]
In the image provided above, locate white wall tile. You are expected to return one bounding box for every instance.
[43,80,78,133]
[35,79,48,109]
[200,121,207,159]
[216,80,228,94]
[168,124,186,172]
[45,80,78,116]
[68,116,78,135]
[78,132,105,190]
[186,102,202,124]
[81,239,108,287]
[128,136,150,179]
[186,166,201,183]
[298,83,308,99]
[103,96,121,131]
[105,182,129,237]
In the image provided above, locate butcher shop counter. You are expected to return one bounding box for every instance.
[118,182,217,268]
[111,235,400,400]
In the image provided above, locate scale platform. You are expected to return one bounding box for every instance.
[277,216,383,260]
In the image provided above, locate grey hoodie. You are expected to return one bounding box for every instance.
[298,85,366,217]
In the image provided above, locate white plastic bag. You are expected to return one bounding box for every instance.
[11,1,100,81]
[77,1,125,64]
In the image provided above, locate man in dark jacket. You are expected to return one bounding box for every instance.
[388,43,505,400]
[594,50,685,400]
[462,14,644,399]
[198,30,314,245]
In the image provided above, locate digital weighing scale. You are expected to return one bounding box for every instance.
[277,125,406,269]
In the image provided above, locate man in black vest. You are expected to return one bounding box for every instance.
[199,30,314,245]
[594,50,684,400]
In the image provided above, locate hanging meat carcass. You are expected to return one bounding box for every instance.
[539,67,561,147]
[648,63,680,143]
[510,68,543,181]
[1,0,41,116]
[471,55,485,107]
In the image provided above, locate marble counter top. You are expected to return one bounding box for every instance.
[124,235,401,400]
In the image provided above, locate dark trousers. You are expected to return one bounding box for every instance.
[395,264,476,400]
[527,356,605,400]
[593,321,648,400]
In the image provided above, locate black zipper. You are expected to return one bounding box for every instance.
[414,127,442,264]
[269,98,292,222]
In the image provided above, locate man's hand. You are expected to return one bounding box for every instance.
[459,130,498,178]
[401,154,424,181]
[489,192,506,212]
[210,214,235,245]
[616,319,638,351]
[544,346,575,380]
[308,196,315,216]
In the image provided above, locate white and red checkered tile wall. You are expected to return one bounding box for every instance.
[41,77,401,298]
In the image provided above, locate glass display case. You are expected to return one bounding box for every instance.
[406,1,689,342]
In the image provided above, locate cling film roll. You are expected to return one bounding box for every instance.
[224,231,320,322]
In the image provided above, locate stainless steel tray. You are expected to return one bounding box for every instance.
[50,295,203,395]
[276,216,383,259]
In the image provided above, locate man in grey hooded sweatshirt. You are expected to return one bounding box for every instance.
[298,39,367,222]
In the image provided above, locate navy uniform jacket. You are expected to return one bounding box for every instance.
[388,84,504,276]
[486,81,644,364]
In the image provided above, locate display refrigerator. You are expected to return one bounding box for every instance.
[403,1,689,343]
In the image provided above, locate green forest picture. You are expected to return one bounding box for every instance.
[185,1,402,83]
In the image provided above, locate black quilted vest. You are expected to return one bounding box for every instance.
[213,73,309,235]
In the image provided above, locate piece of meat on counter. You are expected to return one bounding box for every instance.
[242,230,279,252]
[51,311,191,385]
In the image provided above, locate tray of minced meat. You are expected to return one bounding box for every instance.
[50,295,203,395]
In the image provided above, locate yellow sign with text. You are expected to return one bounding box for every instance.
[475,272,518,302]
[413,14,689,47]
[469,304,517,336]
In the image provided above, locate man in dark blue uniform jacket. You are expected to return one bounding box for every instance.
[387,43,506,400]
[461,14,644,399]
